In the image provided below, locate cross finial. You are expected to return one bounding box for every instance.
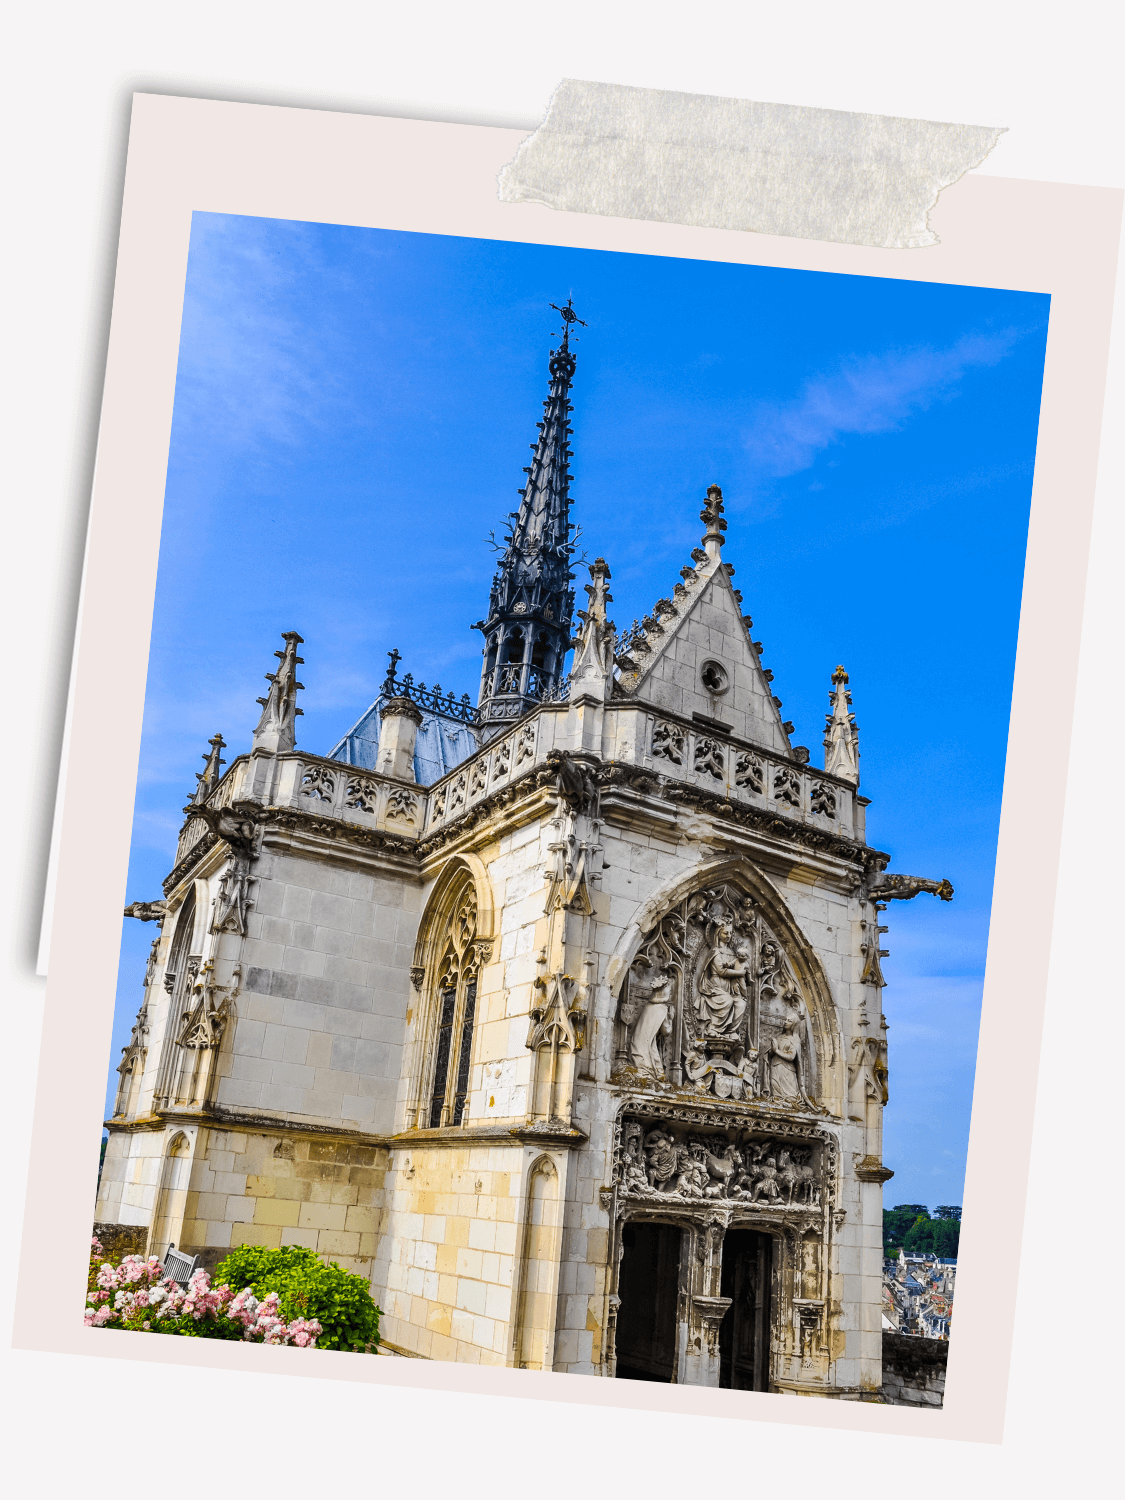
[383,648,402,693]
[550,296,587,349]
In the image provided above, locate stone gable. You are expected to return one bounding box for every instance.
[627,562,794,755]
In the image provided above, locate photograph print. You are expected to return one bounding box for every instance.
[91,213,1049,1397]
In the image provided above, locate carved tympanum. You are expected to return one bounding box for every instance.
[614,882,821,1109]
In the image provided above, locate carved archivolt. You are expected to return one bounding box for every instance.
[614,879,824,1111]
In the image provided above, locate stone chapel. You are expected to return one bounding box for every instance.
[98,301,952,1394]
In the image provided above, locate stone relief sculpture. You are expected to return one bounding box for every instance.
[614,882,822,1110]
[616,1118,824,1207]
[694,922,751,1036]
[761,1014,818,1110]
[618,966,675,1076]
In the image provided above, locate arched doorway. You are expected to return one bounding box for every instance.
[614,1221,683,1382]
[718,1228,774,1390]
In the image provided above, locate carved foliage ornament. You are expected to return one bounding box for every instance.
[652,719,685,765]
[694,737,725,780]
[733,752,763,794]
[616,882,822,1111]
[345,776,377,814]
[301,765,337,803]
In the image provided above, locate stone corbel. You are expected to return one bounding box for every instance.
[854,1157,894,1184]
[692,1295,733,1359]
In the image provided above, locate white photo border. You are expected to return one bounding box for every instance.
[17,92,1122,1444]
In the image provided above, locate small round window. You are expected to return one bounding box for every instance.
[700,659,729,695]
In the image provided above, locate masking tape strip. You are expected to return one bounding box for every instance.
[498,79,1006,249]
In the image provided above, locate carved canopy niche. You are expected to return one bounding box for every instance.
[610,863,840,1114]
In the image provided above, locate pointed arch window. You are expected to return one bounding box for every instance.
[427,885,483,1128]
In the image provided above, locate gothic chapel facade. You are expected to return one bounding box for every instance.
[98,305,952,1395]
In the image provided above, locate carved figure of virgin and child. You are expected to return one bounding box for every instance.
[694,923,751,1038]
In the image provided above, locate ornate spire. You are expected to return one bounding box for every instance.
[252,631,305,753]
[824,665,860,784]
[475,300,585,729]
[190,732,227,805]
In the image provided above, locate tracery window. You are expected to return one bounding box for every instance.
[426,885,483,1128]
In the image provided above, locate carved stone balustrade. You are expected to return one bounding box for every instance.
[276,754,426,836]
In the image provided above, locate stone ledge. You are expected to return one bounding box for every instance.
[104,1107,394,1149]
[392,1121,588,1148]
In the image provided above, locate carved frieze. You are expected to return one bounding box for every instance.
[515,723,536,765]
[492,738,512,779]
[773,767,801,807]
[613,1113,833,1215]
[810,781,836,817]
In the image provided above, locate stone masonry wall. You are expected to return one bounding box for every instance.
[178,1127,389,1277]
[225,848,421,1133]
[371,1142,525,1364]
[881,1330,948,1407]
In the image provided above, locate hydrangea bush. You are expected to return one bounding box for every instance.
[85,1237,322,1346]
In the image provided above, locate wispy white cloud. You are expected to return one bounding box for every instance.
[172,217,368,454]
[743,331,1021,478]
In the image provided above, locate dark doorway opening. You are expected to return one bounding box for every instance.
[615,1222,681,1382]
[719,1229,773,1390]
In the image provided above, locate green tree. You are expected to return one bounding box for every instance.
[883,1203,930,1258]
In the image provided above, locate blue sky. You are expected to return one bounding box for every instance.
[110,213,1050,1209]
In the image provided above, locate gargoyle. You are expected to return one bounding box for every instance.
[867,874,954,904]
[123,900,168,924]
[545,750,599,816]
[182,798,267,855]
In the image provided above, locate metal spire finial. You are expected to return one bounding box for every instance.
[549,296,587,348]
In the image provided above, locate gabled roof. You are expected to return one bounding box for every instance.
[614,485,796,756]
